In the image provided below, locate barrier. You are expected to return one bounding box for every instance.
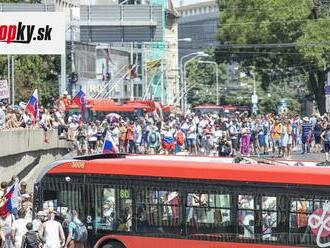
[0,128,68,158]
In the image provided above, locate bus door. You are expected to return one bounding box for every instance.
[39,176,86,236]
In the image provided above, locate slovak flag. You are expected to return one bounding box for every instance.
[0,183,18,218]
[72,89,86,107]
[26,89,40,121]
[72,89,87,122]
[102,132,118,154]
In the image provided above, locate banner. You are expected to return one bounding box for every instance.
[0,12,65,54]
[0,80,9,100]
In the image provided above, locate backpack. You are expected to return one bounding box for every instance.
[72,220,88,242]
[176,131,184,146]
[149,132,157,144]
[23,231,41,248]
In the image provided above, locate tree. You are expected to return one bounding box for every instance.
[184,48,230,106]
[217,0,330,114]
[0,55,60,106]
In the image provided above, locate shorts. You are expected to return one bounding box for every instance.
[325,141,330,153]
[273,138,280,147]
[187,138,196,148]
[258,135,266,147]
[315,136,321,144]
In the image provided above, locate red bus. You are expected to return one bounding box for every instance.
[34,155,330,248]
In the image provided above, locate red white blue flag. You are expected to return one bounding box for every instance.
[26,89,39,121]
[72,88,87,122]
[102,132,118,154]
[72,89,86,107]
[0,183,18,218]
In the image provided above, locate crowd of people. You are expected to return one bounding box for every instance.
[0,177,87,248]
[2,93,330,161]
[63,111,330,161]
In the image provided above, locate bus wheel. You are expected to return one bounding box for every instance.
[102,241,126,248]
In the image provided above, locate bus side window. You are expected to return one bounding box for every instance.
[238,194,255,239]
[136,189,181,234]
[289,197,327,245]
[97,187,132,232]
[261,196,277,241]
[186,193,233,237]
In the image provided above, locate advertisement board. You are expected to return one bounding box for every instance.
[0,12,65,54]
[0,80,9,100]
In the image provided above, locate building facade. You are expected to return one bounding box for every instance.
[75,0,179,104]
[177,0,219,59]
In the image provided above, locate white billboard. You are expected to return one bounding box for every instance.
[0,12,65,55]
[0,80,9,100]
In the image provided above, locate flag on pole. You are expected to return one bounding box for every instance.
[72,88,87,122]
[26,89,40,121]
[0,182,18,218]
[72,88,86,107]
[102,132,118,154]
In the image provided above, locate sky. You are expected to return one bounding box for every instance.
[173,0,210,7]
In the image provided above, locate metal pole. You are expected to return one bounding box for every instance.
[160,59,164,104]
[182,55,203,112]
[215,63,219,105]
[70,8,75,73]
[327,68,330,113]
[179,56,184,111]
[253,73,256,95]
[130,42,134,100]
[7,55,11,104]
[60,53,66,97]
[11,55,14,106]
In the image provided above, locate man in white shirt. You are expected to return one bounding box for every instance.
[11,210,29,248]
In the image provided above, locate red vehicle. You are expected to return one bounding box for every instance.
[65,99,171,121]
[34,155,330,248]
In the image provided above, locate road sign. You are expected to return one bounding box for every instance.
[0,80,9,100]
[251,94,258,104]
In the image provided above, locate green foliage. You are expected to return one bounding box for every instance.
[217,0,330,114]
[185,48,230,106]
[0,55,60,106]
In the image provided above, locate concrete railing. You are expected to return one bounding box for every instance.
[0,128,69,157]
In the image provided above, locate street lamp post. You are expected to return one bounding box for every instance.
[251,72,258,114]
[179,51,208,112]
[198,61,219,105]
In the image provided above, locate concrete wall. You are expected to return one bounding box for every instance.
[0,129,68,158]
[0,149,70,189]
[0,129,70,187]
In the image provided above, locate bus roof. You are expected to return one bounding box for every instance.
[45,155,330,187]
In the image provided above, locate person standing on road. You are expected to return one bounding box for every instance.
[147,125,160,154]
[321,124,330,161]
[126,120,136,154]
[301,117,313,154]
[313,118,323,153]
[11,210,28,248]
[42,210,65,248]
[21,222,43,248]
[65,210,87,248]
